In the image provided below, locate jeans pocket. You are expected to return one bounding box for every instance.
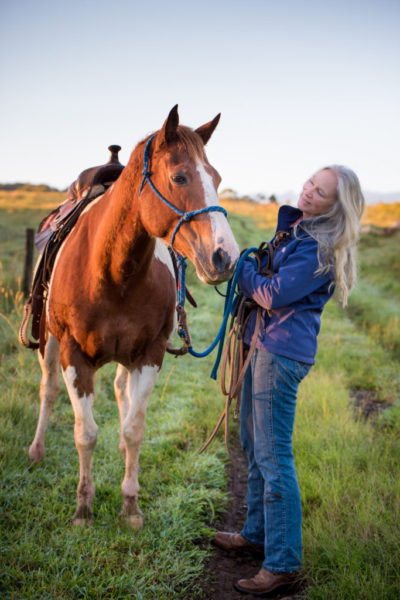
[294,360,312,381]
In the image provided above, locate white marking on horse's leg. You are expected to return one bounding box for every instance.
[63,365,98,525]
[196,161,239,259]
[114,364,129,456]
[120,364,159,529]
[29,334,60,462]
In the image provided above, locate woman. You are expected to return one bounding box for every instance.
[214,165,365,596]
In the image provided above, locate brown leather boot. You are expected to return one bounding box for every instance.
[234,567,299,595]
[213,531,263,554]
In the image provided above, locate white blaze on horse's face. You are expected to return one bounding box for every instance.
[193,159,239,284]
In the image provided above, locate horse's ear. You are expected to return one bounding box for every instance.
[159,104,179,145]
[195,114,221,145]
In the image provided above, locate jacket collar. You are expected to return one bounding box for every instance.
[276,205,304,232]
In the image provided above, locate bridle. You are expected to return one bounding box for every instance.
[138,134,227,248]
[138,133,231,354]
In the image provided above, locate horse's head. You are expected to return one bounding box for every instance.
[137,105,239,285]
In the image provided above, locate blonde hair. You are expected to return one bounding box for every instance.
[297,165,365,306]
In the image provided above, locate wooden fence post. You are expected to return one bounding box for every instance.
[23,228,35,298]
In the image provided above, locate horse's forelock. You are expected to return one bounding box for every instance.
[132,126,206,173]
[175,126,206,161]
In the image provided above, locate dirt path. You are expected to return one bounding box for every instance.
[196,392,388,599]
[197,442,305,599]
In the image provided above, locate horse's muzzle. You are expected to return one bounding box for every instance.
[212,247,232,273]
[194,251,237,285]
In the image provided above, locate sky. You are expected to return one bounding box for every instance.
[1,0,399,200]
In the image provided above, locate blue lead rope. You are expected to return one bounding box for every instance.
[187,248,258,379]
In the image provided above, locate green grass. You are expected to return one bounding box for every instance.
[0,207,49,289]
[297,304,400,599]
[0,196,400,599]
[0,262,230,599]
[347,231,400,356]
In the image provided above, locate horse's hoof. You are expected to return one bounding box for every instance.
[120,509,144,530]
[72,506,93,526]
[28,442,44,463]
[129,513,144,530]
[72,517,93,527]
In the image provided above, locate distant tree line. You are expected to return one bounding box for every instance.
[0,183,60,192]
[219,188,278,204]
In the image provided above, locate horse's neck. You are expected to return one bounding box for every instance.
[91,160,155,288]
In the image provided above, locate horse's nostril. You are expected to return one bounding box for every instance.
[212,248,230,272]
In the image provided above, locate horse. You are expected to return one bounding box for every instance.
[27,105,239,528]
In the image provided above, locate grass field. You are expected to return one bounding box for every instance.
[347,232,400,358]
[0,191,399,599]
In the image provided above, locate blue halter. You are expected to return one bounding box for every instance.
[139,133,237,365]
[138,134,227,247]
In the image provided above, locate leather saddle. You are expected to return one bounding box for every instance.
[21,145,125,354]
[66,144,125,202]
[36,145,125,251]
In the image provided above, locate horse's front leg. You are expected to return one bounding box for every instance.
[120,364,160,529]
[114,364,129,457]
[61,345,97,526]
[29,334,60,462]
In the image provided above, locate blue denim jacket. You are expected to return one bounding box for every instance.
[238,205,334,364]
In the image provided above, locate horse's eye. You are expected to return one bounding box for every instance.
[171,174,187,186]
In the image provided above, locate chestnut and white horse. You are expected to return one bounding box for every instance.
[28,106,239,527]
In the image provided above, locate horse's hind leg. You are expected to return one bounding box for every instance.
[120,365,159,529]
[29,334,60,463]
[61,344,97,526]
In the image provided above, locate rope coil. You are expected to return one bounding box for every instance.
[177,242,276,456]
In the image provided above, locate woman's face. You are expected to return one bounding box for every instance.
[298,169,338,219]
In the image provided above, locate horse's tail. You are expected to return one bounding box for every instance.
[18,298,39,350]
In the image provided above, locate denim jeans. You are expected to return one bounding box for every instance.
[239,348,311,572]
